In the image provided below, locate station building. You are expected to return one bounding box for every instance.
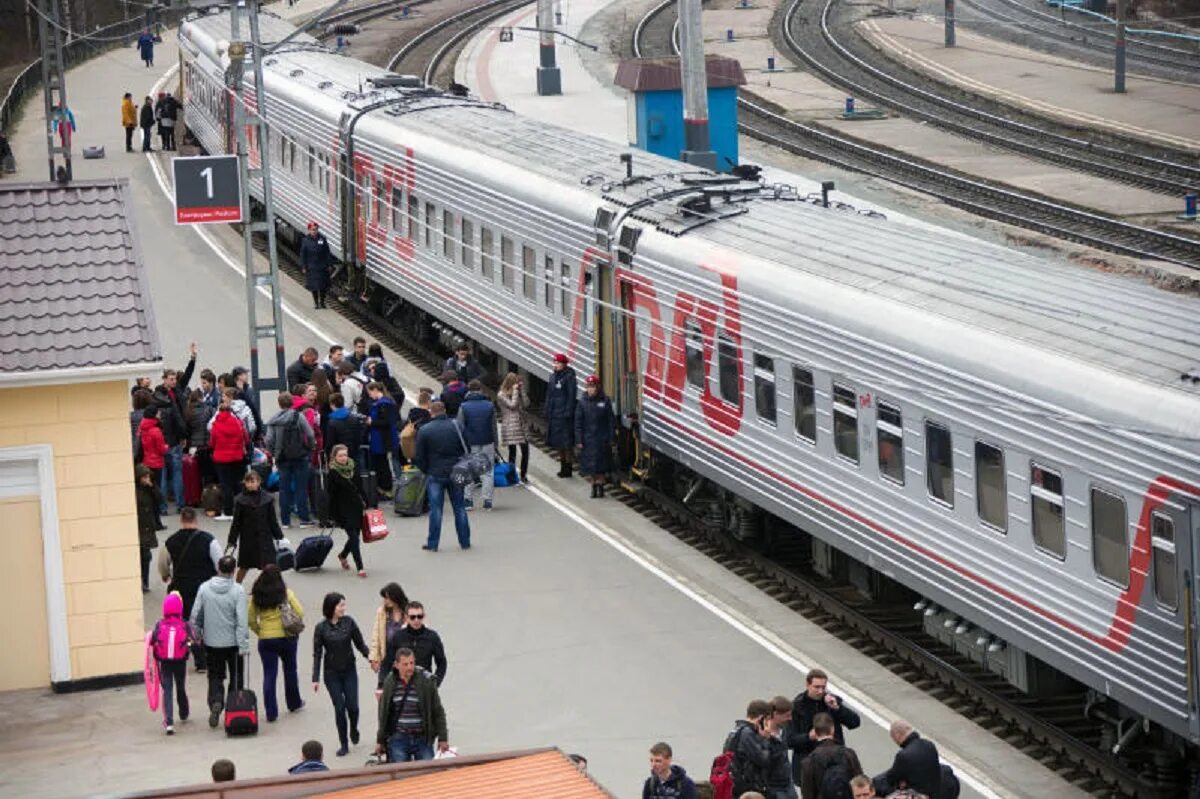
[0,179,161,692]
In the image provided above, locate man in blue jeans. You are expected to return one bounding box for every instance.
[375,648,449,763]
[412,402,470,551]
[152,344,197,512]
[264,394,315,528]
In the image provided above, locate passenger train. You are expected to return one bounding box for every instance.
[179,8,1200,784]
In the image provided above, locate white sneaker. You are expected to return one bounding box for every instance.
[214,514,233,521]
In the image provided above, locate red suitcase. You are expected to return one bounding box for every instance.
[362,508,389,543]
[182,453,202,506]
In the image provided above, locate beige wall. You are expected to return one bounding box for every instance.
[0,496,50,690]
[0,380,143,684]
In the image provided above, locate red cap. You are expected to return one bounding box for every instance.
[307,221,318,230]
[585,374,600,386]
[552,353,569,364]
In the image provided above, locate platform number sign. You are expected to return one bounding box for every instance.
[172,154,242,224]
[499,26,513,42]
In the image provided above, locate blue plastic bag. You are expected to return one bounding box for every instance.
[493,461,519,487]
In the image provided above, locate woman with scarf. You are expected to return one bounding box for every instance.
[327,444,368,578]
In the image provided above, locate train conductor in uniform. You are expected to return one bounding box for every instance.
[301,221,334,309]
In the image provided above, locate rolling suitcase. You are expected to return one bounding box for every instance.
[182,453,202,506]
[394,466,427,517]
[359,444,378,508]
[295,531,334,571]
[275,539,295,572]
[224,655,258,736]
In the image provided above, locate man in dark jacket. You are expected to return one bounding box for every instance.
[643,741,697,799]
[727,700,773,798]
[800,712,864,799]
[153,344,198,512]
[764,696,798,799]
[441,342,484,385]
[158,508,220,669]
[300,222,334,308]
[790,669,861,785]
[456,379,496,510]
[326,393,367,469]
[378,600,447,688]
[230,367,263,435]
[873,721,941,798]
[286,347,319,392]
[288,740,329,774]
[414,402,470,551]
[544,353,576,477]
[265,394,316,528]
[439,375,466,418]
[375,648,449,762]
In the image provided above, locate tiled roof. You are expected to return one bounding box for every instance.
[311,750,615,799]
[0,179,160,377]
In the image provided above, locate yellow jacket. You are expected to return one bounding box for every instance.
[121,98,137,128]
[248,588,303,639]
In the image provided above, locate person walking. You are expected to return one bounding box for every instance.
[121,92,137,152]
[191,555,249,728]
[139,96,155,152]
[136,28,156,67]
[300,222,334,309]
[457,379,496,511]
[643,742,698,799]
[545,353,577,477]
[368,582,408,674]
[377,600,447,689]
[312,592,370,757]
[413,401,470,552]
[227,470,284,584]
[328,444,368,577]
[366,382,399,500]
[247,565,305,723]
[135,465,164,593]
[574,375,616,498]
[375,648,450,763]
[496,373,531,484]
[266,393,316,529]
[158,508,219,672]
[149,591,194,735]
[208,389,249,521]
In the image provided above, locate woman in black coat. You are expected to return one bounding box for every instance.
[228,469,284,583]
[328,444,367,576]
[574,374,616,498]
[544,353,577,477]
[300,222,333,309]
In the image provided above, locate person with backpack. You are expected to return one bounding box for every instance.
[158,508,220,672]
[328,444,368,578]
[191,555,249,728]
[365,382,399,500]
[799,713,863,799]
[266,393,316,529]
[150,591,195,734]
[716,700,773,799]
[337,362,370,416]
[135,465,165,593]
[227,470,285,584]
[247,565,305,723]
[644,741,698,799]
[457,379,497,511]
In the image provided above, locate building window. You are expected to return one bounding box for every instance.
[975,442,1006,531]
[925,421,953,506]
[685,320,704,388]
[544,256,554,308]
[717,334,739,405]
[793,367,816,443]
[1152,513,1177,609]
[460,219,473,268]
[480,228,494,280]
[1091,488,1128,587]
[876,401,904,485]
[442,210,453,260]
[1031,464,1065,558]
[832,384,858,463]
[391,187,403,230]
[753,354,776,424]
[560,262,571,318]
[424,202,434,248]
[407,194,418,240]
[501,236,515,290]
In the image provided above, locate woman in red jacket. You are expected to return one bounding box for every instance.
[208,389,249,521]
[138,406,170,484]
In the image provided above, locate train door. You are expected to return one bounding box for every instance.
[1156,495,1200,739]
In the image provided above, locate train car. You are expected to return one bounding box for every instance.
[178,7,1200,784]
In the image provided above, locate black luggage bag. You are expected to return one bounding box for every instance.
[295,531,334,571]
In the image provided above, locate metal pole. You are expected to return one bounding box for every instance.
[678,0,716,170]
[36,0,71,181]
[228,0,288,402]
[536,0,561,95]
[1114,0,1127,93]
[945,0,955,47]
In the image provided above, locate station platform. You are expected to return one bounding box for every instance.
[0,3,1087,798]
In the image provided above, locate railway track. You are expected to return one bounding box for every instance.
[387,0,530,86]
[635,0,1200,271]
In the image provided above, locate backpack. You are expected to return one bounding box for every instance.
[709,750,736,799]
[151,617,191,661]
[276,413,311,461]
[819,749,853,799]
[350,375,371,415]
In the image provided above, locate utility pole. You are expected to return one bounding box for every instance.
[678,0,716,169]
[36,0,71,182]
[536,0,561,95]
[226,0,288,401]
[1114,0,1127,93]
[944,0,956,47]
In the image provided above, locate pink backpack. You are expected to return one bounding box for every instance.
[151,617,191,661]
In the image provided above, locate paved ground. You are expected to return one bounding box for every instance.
[0,2,1097,798]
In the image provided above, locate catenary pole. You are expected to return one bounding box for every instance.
[678,0,716,169]
[1114,0,1127,93]
[36,0,71,181]
[536,0,561,95]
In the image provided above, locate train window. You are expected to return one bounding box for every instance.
[753,354,776,424]
[1151,513,1177,610]
[1091,488,1128,587]
[461,219,474,269]
[500,236,515,290]
[876,401,904,485]
[718,335,739,405]
[1030,464,1065,559]
[289,141,296,171]
[583,270,594,331]
[617,226,641,266]
[685,320,704,388]
[544,256,554,309]
[424,202,434,248]
[975,442,1006,531]
[832,384,859,464]
[407,194,418,240]
[375,182,385,225]
[307,146,315,183]
[391,187,403,230]
[793,367,816,444]
[442,210,453,260]
[480,228,494,280]
[560,262,571,318]
[925,421,953,506]
[522,246,536,300]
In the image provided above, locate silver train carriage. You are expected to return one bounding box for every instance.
[179,9,1200,756]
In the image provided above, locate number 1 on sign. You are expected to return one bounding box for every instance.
[199,166,213,199]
